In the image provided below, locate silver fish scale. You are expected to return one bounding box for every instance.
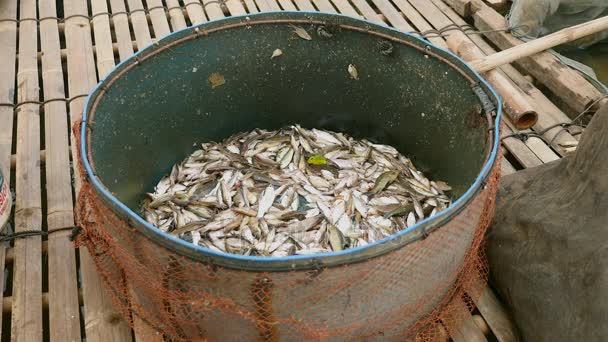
[141,125,452,256]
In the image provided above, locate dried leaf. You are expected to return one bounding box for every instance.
[348,64,359,80]
[290,24,312,41]
[271,49,283,59]
[209,72,226,89]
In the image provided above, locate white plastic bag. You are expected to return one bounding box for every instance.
[508,0,608,48]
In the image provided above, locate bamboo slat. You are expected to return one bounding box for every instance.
[350,0,385,25]
[63,0,133,340]
[278,0,297,11]
[328,0,359,17]
[501,156,517,176]
[109,0,136,59]
[126,0,154,48]
[225,0,248,16]
[0,0,17,338]
[311,0,337,12]
[473,286,521,342]
[392,0,448,48]
[39,0,82,340]
[447,297,489,342]
[145,0,172,39]
[256,0,281,12]
[12,0,43,340]
[203,0,226,20]
[183,0,208,25]
[164,2,187,35]
[292,0,316,11]
[501,124,544,168]
[369,0,413,31]
[92,0,116,77]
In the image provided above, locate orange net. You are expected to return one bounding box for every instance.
[73,121,501,341]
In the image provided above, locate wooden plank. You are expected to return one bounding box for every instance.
[329,0,360,17]
[0,0,17,339]
[447,297,488,342]
[183,0,208,25]
[471,4,604,115]
[311,0,337,13]
[501,124,544,169]
[292,0,316,11]
[501,156,517,176]
[63,0,133,340]
[347,0,382,24]
[392,0,447,48]
[145,0,171,39]
[473,287,521,342]
[91,0,116,77]
[11,0,43,340]
[126,0,154,48]
[109,0,135,59]
[165,0,188,31]
[277,0,298,11]
[39,0,82,341]
[503,120,560,164]
[203,0,226,20]
[369,0,413,31]
[443,0,471,17]
[484,0,508,12]
[255,0,281,12]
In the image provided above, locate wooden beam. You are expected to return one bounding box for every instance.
[443,0,471,17]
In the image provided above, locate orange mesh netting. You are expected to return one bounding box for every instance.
[73,121,501,341]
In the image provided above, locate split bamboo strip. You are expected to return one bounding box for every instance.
[39,0,82,340]
[292,0,316,11]
[63,0,133,340]
[392,0,448,48]
[443,0,471,17]
[92,0,116,77]
[145,0,172,39]
[350,0,385,25]
[12,0,43,340]
[126,0,154,48]
[446,296,489,342]
[369,0,414,31]
[329,0,359,17]
[472,286,521,342]
[203,0,226,20]
[500,156,516,176]
[500,124,544,168]
[0,0,17,338]
[312,0,337,12]
[277,0,298,11]
[109,0,136,59]
[225,0,248,15]
[165,0,187,30]
[183,0,208,24]
[255,0,281,12]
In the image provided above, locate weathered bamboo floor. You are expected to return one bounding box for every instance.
[1,0,604,340]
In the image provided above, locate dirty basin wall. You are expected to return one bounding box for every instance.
[78,12,500,340]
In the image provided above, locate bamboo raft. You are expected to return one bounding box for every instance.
[0,0,604,340]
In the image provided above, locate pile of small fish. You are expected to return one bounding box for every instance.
[141,126,452,256]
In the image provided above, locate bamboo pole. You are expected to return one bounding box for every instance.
[470,16,608,73]
[447,35,538,129]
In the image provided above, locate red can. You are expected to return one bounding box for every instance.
[0,169,10,232]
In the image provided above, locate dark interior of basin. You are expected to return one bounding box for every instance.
[87,14,492,211]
